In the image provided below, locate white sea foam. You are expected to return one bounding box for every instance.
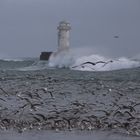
[0,58,24,62]
[48,50,75,68]
[72,55,140,71]
[48,48,140,71]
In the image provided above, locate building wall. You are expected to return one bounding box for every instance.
[58,30,70,51]
[40,52,52,60]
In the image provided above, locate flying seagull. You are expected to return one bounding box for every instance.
[72,60,113,69]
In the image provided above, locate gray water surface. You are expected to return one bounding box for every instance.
[0,131,140,140]
[0,63,140,138]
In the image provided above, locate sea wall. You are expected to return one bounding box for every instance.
[40,52,52,60]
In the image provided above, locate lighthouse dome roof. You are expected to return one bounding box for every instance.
[59,20,69,24]
[59,21,70,26]
[57,21,71,30]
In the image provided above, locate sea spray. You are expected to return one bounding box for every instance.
[48,50,75,68]
[4,48,138,72]
[48,48,140,71]
[72,55,140,71]
[48,47,97,68]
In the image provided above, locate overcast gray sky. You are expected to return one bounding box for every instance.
[0,0,140,58]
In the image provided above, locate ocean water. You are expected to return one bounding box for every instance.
[0,131,140,140]
[0,57,140,139]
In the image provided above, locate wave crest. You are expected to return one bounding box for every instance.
[48,50,140,71]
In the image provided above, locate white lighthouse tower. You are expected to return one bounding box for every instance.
[48,21,73,67]
[57,21,71,52]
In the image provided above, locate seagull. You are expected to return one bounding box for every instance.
[114,35,119,38]
[72,61,106,68]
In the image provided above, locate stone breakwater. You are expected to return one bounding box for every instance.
[0,69,140,136]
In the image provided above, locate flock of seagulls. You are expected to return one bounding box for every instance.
[0,70,140,136]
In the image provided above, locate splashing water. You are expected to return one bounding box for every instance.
[48,50,75,68]
[1,49,139,72]
[48,49,140,71]
[72,55,140,71]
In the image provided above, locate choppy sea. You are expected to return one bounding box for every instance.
[0,57,140,140]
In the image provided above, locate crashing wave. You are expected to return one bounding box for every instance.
[71,56,140,71]
[48,51,140,71]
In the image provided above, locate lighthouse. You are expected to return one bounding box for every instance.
[40,21,71,60]
[57,21,71,52]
